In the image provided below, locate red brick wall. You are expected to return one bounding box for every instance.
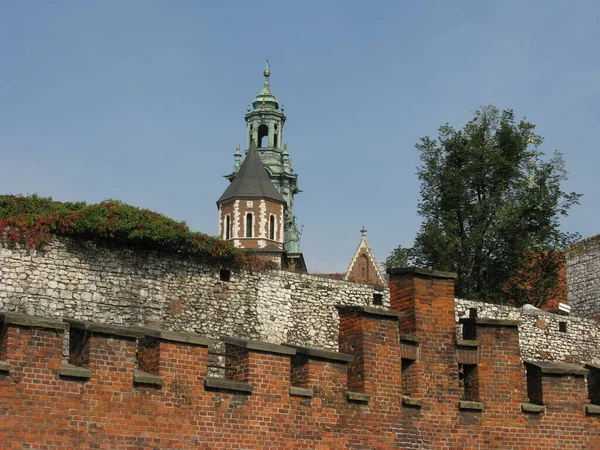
[1,269,599,449]
[219,198,284,249]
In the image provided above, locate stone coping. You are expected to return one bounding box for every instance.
[456,339,480,348]
[584,404,600,415]
[221,337,296,356]
[459,318,519,328]
[0,312,67,331]
[136,327,213,347]
[525,361,589,376]
[65,319,144,339]
[458,401,484,411]
[386,267,457,280]
[59,364,91,379]
[282,344,353,363]
[400,334,422,343]
[521,403,546,413]
[204,377,253,393]
[0,360,10,373]
[289,386,313,398]
[335,305,402,318]
[585,363,600,371]
[133,370,163,386]
[346,391,371,403]
[402,396,423,408]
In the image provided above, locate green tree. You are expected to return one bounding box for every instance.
[384,246,410,271]
[409,105,580,306]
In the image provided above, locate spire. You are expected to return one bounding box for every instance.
[264,56,271,86]
[252,58,279,110]
[217,137,285,205]
[233,142,242,173]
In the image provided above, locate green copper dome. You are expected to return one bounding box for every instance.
[252,73,279,110]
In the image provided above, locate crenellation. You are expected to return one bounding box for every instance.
[456,298,600,365]
[2,238,600,447]
[1,300,600,448]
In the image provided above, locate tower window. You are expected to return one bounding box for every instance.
[269,215,275,240]
[274,134,278,148]
[258,124,269,148]
[225,215,231,240]
[246,213,253,238]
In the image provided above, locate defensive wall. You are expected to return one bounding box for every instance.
[1,237,600,366]
[567,233,600,319]
[0,237,389,352]
[456,299,600,365]
[1,269,599,449]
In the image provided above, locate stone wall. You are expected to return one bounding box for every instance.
[1,236,599,365]
[456,298,600,365]
[567,233,600,319]
[2,270,599,449]
[0,237,388,351]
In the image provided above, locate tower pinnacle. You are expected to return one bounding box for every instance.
[264,56,271,80]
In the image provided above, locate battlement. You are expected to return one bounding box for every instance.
[1,267,599,449]
[3,236,600,368]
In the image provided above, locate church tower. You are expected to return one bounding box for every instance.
[217,137,286,255]
[224,61,301,254]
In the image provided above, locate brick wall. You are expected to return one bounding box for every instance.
[1,236,599,364]
[1,268,599,449]
[456,298,600,365]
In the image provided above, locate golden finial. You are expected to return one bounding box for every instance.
[246,105,250,112]
[264,56,271,78]
[236,142,240,150]
[281,104,285,112]
[284,142,288,151]
[528,136,535,144]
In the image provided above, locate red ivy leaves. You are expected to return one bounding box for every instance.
[0,196,273,271]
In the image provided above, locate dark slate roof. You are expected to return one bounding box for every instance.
[217,139,285,205]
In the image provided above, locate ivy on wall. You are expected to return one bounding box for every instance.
[0,195,273,270]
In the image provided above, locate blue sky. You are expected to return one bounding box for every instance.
[1,1,599,273]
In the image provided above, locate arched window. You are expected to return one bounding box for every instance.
[269,215,275,240]
[359,254,369,281]
[225,215,231,240]
[245,213,253,237]
[257,124,269,148]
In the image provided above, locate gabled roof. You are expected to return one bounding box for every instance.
[344,227,386,286]
[217,139,285,205]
